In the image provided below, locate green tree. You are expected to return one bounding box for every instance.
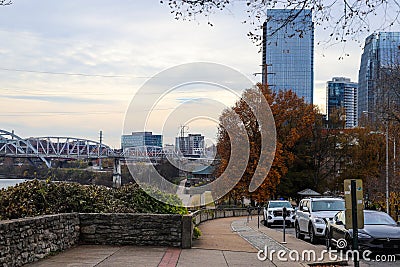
[319,127,385,200]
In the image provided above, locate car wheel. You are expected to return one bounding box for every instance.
[345,235,353,251]
[309,224,317,244]
[295,223,304,240]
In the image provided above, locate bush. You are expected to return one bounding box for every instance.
[193,226,202,239]
[0,180,187,220]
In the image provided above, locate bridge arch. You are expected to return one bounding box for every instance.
[0,129,115,168]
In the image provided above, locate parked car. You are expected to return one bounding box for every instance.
[326,210,400,251]
[263,200,295,227]
[295,197,345,244]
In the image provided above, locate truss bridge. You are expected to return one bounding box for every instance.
[0,129,117,168]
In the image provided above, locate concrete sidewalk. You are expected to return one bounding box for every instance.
[27,245,269,267]
[27,217,268,267]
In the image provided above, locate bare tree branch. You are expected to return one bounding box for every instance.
[162,0,400,46]
[0,0,12,5]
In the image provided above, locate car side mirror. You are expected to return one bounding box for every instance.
[303,207,309,212]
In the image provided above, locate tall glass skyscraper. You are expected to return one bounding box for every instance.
[262,9,314,103]
[327,77,358,128]
[358,32,400,120]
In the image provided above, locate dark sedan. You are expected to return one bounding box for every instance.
[326,210,400,252]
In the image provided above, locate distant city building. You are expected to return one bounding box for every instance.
[175,134,205,156]
[326,77,358,128]
[163,144,175,153]
[121,132,162,150]
[263,9,314,103]
[358,32,400,121]
[204,144,217,158]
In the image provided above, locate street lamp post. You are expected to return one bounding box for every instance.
[363,111,390,214]
[385,123,389,214]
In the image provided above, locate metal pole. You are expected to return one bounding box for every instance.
[99,130,103,170]
[283,220,286,243]
[394,138,396,185]
[282,206,287,244]
[386,123,389,214]
[351,180,359,267]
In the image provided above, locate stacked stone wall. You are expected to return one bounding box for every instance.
[79,213,182,247]
[0,209,247,266]
[0,213,79,267]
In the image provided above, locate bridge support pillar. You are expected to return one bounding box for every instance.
[113,158,121,188]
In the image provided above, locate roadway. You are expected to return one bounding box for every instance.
[176,179,191,207]
[261,221,400,266]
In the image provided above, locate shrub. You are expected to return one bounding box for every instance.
[0,180,187,220]
[193,226,202,239]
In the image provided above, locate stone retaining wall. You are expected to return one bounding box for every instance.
[79,213,183,247]
[0,213,192,267]
[0,213,79,267]
[192,208,249,226]
[0,209,248,266]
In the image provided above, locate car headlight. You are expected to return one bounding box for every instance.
[358,232,372,239]
[268,211,272,215]
[313,217,325,224]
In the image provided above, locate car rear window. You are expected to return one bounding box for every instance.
[364,212,396,225]
[311,200,344,212]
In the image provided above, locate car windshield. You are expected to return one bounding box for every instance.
[269,201,292,208]
[311,200,344,212]
[364,212,396,225]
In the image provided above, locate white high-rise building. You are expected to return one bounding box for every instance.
[327,77,358,128]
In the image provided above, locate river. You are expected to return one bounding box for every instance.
[0,175,28,189]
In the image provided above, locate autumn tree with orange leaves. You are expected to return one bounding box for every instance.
[215,84,319,204]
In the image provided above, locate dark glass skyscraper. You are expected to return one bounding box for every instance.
[358,32,400,120]
[327,77,358,128]
[262,9,314,103]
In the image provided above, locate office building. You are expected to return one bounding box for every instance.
[358,32,400,121]
[121,132,162,150]
[175,134,205,156]
[327,77,358,128]
[263,9,314,103]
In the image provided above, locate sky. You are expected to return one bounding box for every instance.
[0,0,396,148]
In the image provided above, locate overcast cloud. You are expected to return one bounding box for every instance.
[0,0,397,147]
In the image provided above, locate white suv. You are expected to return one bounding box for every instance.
[263,200,295,227]
[295,197,345,244]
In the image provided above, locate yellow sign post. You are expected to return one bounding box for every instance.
[344,179,364,229]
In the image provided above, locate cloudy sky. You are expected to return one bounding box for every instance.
[0,1,396,147]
